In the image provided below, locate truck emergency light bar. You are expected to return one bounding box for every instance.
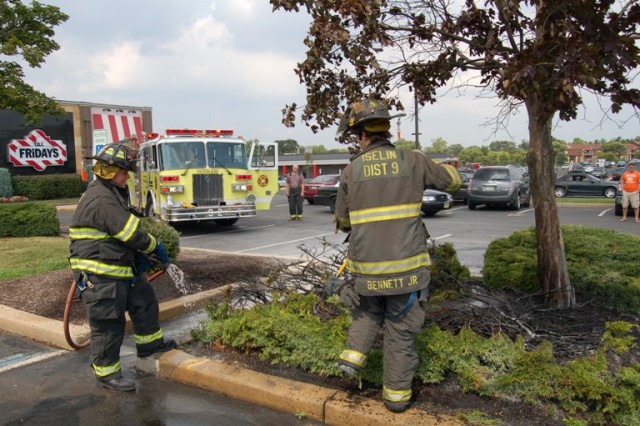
[165,129,234,137]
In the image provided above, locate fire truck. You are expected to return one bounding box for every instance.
[129,129,279,225]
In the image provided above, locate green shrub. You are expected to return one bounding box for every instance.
[192,292,352,376]
[0,169,13,198]
[195,290,640,425]
[140,217,180,262]
[483,225,640,314]
[11,174,85,200]
[0,203,59,237]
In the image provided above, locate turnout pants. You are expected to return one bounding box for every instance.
[340,293,425,407]
[80,273,163,381]
[288,187,304,219]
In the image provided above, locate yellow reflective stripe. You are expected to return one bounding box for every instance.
[383,386,412,402]
[134,329,163,345]
[350,203,421,225]
[113,214,140,242]
[337,215,351,229]
[93,361,121,377]
[347,252,430,275]
[339,349,367,368]
[69,258,134,278]
[443,164,462,193]
[144,235,157,254]
[69,227,108,240]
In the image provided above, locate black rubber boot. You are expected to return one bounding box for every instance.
[97,376,136,392]
[383,400,410,413]
[137,339,177,358]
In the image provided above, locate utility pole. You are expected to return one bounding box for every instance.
[411,91,421,150]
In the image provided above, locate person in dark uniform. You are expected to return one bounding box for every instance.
[333,99,461,412]
[285,164,306,221]
[69,143,176,392]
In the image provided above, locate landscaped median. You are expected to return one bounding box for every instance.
[142,349,461,426]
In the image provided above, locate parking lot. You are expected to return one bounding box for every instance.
[173,192,631,276]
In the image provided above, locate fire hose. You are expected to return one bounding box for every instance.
[63,269,165,350]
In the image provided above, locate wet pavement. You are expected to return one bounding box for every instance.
[0,315,321,426]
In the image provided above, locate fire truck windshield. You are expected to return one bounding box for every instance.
[206,141,247,169]
[159,142,205,171]
[158,141,247,171]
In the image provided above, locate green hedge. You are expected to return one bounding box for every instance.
[0,169,13,198]
[140,217,180,264]
[0,203,59,237]
[483,225,640,314]
[12,174,85,200]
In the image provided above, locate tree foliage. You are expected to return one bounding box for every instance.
[275,138,300,154]
[0,0,68,123]
[271,0,639,309]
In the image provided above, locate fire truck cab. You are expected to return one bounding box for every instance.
[129,129,278,225]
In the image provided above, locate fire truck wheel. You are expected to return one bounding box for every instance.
[144,197,156,218]
[214,218,239,226]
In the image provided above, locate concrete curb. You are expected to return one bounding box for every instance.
[0,283,235,350]
[147,349,461,426]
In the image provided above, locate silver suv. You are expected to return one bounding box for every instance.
[468,166,531,210]
[614,159,640,216]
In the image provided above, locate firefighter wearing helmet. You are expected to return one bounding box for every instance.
[69,142,176,392]
[332,98,461,412]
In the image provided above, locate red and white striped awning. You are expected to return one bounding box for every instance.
[91,108,143,143]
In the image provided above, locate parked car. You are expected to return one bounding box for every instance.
[610,167,625,181]
[583,164,595,174]
[302,174,340,204]
[421,189,453,215]
[614,159,640,216]
[554,172,617,198]
[313,185,338,212]
[467,166,531,210]
[278,175,287,188]
[590,167,608,179]
[452,172,471,204]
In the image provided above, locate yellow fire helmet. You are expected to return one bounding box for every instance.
[91,143,137,179]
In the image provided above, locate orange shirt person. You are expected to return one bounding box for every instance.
[619,162,640,223]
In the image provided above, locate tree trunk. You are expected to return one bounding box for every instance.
[525,97,576,308]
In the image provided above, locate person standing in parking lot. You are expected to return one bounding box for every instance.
[333,98,461,413]
[285,164,305,221]
[620,162,640,223]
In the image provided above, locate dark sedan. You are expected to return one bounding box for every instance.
[313,185,338,212]
[554,172,617,198]
[302,174,340,204]
[314,186,453,216]
[421,189,453,215]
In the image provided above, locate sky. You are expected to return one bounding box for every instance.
[21,1,640,150]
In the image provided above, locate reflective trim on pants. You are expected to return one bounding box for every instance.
[93,361,121,377]
[134,329,163,345]
[383,385,412,403]
[339,349,367,368]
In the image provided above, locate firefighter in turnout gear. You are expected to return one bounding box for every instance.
[334,99,461,413]
[69,143,177,392]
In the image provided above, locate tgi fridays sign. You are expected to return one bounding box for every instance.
[8,129,67,171]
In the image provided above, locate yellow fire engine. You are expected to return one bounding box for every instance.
[129,128,279,225]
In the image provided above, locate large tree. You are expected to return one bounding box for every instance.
[0,0,67,123]
[271,0,639,308]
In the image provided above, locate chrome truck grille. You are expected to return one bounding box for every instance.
[193,174,223,205]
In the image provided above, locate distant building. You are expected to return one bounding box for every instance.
[566,141,640,163]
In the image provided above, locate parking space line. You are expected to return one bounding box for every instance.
[0,350,66,374]
[180,225,276,240]
[509,207,535,217]
[432,234,452,240]
[234,232,336,253]
[598,208,612,217]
